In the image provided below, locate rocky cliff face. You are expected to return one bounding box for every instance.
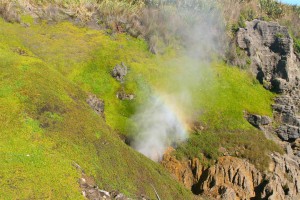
[236,20,300,153]
[162,152,300,199]
[161,148,204,190]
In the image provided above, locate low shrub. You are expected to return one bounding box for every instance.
[0,1,20,23]
[259,0,283,19]
[294,37,300,54]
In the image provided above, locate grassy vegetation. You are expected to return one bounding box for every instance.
[2,0,299,55]
[294,36,300,54]
[175,64,282,171]
[0,2,285,198]
[0,17,194,199]
[221,0,300,40]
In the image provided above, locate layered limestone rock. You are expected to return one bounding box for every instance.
[236,20,299,92]
[161,147,203,190]
[162,154,300,199]
[236,19,300,155]
[198,156,262,200]
[262,152,300,200]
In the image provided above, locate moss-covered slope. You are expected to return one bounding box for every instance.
[0,18,194,199]
[0,14,281,199]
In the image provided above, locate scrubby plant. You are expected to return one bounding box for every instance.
[238,14,246,28]
[275,33,284,38]
[294,37,300,54]
[259,0,283,19]
[0,0,20,23]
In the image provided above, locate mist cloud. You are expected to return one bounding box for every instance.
[131,0,225,161]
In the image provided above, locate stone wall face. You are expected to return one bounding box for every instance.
[237,20,300,154]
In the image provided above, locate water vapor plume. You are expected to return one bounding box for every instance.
[132,0,226,161]
[132,96,187,161]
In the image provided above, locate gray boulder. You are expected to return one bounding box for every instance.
[111,62,127,82]
[246,113,272,129]
[277,125,300,141]
[236,20,300,152]
[116,90,135,101]
[86,94,105,118]
[236,20,299,93]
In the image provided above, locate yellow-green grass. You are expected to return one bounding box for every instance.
[175,66,282,170]
[0,18,194,199]
[0,13,282,199]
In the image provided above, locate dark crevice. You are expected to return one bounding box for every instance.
[191,168,210,195]
[251,179,269,200]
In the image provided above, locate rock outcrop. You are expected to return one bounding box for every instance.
[236,19,300,156]
[162,154,300,199]
[261,152,300,200]
[74,162,149,200]
[161,148,203,190]
[236,20,299,92]
[111,62,128,83]
[245,113,272,129]
[116,90,135,101]
[86,94,105,118]
[199,156,262,200]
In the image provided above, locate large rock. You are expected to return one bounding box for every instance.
[162,154,300,199]
[236,19,300,150]
[236,20,299,93]
[262,153,300,200]
[111,62,128,82]
[161,147,203,190]
[245,113,272,129]
[198,156,262,199]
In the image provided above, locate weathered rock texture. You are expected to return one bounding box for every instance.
[116,90,135,101]
[161,148,203,190]
[74,162,149,200]
[245,113,272,129]
[162,154,300,200]
[111,62,128,83]
[262,152,300,200]
[199,156,262,200]
[86,94,105,118]
[236,20,300,155]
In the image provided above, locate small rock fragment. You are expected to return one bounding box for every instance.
[86,94,105,118]
[111,62,127,82]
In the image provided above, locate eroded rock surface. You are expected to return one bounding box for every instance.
[236,20,299,92]
[198,156,262,200]
[245,113,272,129]
[162,154,300,200]
[86,94,105,118]
[236,19,300,156]
[111,62,128,83]
[74,163,149,200]
[261,152,300,200]
[161,148,203,190]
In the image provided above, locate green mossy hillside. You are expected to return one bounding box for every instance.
[0,14,282,199]
[0,18,193,199]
